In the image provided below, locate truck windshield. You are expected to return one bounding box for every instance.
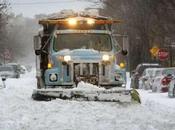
[53,33,112,51]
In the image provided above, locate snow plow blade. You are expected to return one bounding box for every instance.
[32,88,132,102]
[130,89,141,103]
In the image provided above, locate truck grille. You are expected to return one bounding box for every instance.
[73,63,99,85]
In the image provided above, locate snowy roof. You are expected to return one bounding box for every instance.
[41,10,110,21]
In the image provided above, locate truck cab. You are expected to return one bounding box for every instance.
[34,11,127,89]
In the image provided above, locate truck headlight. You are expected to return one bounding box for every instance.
[87,18,95,25]
[64,55,71,62]
[67,18,77,26]
[49,73,57,82]
[102,54,110,61]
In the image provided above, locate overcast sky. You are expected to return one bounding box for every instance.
[7,0,96,18]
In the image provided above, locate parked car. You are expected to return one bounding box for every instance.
[147,68,164,90]
[6,63,22,74]
[152,67,175,93]
[0,65,20,78]
[131,63,161,89]
[168,75,175,98]
[139,68,153,89]
[25,65,32,72]
[139,68,163,90]
[19,65,27,74]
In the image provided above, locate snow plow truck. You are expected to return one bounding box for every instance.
[32,10,140,103]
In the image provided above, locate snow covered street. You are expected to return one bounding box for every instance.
[0,70,175,130]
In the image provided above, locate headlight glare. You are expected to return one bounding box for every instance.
[87,18,95,25]
[64,55,71,62]
[102,54,110,61]
[67,18,77,26]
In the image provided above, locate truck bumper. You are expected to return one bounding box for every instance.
[32,87,131,102]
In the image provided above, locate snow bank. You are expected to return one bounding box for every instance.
[138,89,175,113]
[74,81,105,91]
[1,70,175,130]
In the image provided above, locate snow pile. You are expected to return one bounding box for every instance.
[74,81,105,91]
[138,89,175,112]
[1,70,175,130]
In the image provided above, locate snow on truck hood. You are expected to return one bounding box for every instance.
[52,49,108,61]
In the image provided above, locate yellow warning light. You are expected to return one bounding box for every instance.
[87,18,95,25]
[48,63,52,69]
[67,18,77,26]
[119,62,125,68]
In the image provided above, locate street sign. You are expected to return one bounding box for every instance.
[150,46,159,57]
[158,49,169,61]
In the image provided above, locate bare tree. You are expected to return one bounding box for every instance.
[0,0,8,40]
[4,14,39,61]
[98,0,175,70]
[0,0,9,63]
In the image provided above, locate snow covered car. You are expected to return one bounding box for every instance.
[25,65,32,72]
[139,68,153,90]
[19,65,27,74]
[6,63,22,73]
[131,63,161,89]
[0,65,20,78]
[168,75,175,98]
[152,68,175,92]
[139,68,163,90]
[146,68,164,89]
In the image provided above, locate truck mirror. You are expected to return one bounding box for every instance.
[33,35,41,55]
[131,70,135,74]
[131,70,135,76]
[121,49,128,55]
